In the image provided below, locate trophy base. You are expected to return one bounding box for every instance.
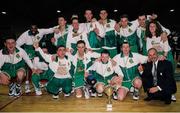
[106,104,112,111]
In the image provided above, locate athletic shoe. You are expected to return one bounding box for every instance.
[14,84,22,97]
[132,88,139,100]
[8,83,16,96]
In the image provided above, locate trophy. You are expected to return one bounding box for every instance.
[104,85,113,111]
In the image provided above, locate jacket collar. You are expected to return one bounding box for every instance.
[120,52,133,58]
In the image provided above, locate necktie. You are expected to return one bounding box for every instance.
[152,62,157,86]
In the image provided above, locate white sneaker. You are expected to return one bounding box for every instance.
[25,81,31,93]
[64,93,70,97]
[84,87,90,99]
[76,94,82,98]
[132,88,139,100]
[171,94,176,101]
[52,95,59,99]
[35,89,42,96]
[90,93,96,97]
[130,87,134,93]
[97,93,103,97]
[113,92,118,100]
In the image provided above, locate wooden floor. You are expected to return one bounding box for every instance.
[0,81,180,112]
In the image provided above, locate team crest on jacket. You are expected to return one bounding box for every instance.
[106,24,110,28]
[128,28,132,33]
[107,67,111,72]
[129,58,134,64]
[16,54,20,58]
[151,41,155,45]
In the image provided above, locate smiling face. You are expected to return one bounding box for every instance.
[77,43,85,55]
[121,43,130,56]
[84,10,93,22]
[138,15,146,27]
[30,25,38,35]
[58,17,66,26]
[120,17,128,28]
[57,46,66,58]
[149,23,157,35]
[99,10,108,20]
[148,48,158,62]
[4,39,16,53]
[72,19,79,31]
[101,53,109,63]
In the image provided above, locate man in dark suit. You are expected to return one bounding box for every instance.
[139,48,177,104]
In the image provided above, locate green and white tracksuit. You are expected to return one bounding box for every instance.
[113,52,147,90]
[87,59,123,86]
[66,25,91,55]
[0,47,33,78]
[117,20,140,53]
[70,51,100,89]
[84,21,105,53]
[35,47,72,95]
[50,25,69,47]
[100,19,117,58]
[16,28,54,59]
[137,27,147,55]
[31,53,52,90]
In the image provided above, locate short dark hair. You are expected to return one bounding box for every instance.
[4,34,16,42]
[57,45,66,50]
[138,11,146,17]
[120,14,129,20]
[30,25,38,29]
[58,16,66,21]
[101,49,110,56]
[77,40,86,46]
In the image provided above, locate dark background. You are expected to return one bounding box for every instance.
[0,0,179,39]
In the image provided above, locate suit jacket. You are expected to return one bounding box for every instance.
[141,60,177,95]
